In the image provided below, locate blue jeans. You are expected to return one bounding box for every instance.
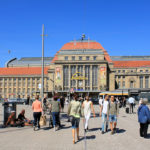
[109,115,117,123]
[71,117,80,129]
[101,113,108,132]
[52,112,59,126]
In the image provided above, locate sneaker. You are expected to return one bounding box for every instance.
[37,127,40,131]
[111,131,114,135]
[33,126,36,131]
[101,131,104,134]
[54,126,56,131]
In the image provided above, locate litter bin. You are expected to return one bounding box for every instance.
[3,102,17,125]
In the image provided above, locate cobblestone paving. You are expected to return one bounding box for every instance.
[0,104,149,150]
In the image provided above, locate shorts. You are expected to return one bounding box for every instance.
[109,115,117,123]
[71,117,80,129]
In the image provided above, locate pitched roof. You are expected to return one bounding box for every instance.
[113,61,150,68]
[103,50,113,63]
[51,40,113,63]
[6,57,53,68]
[111,56,150,61]
[61,41,104,50]
[0,67,49,76]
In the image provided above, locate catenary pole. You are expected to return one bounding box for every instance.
[41,24,45,103]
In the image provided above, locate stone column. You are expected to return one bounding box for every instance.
[109,72,115,91]
[90,65,92,91]
[76,65,78,90]
[143,76,145,88]
[83,65,85,90]
[69,65,71,89]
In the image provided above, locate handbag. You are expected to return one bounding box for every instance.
[39,115,47,126]
[69,116,74,122]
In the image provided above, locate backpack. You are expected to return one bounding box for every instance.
[43,98,47,104]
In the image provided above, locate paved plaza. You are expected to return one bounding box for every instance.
[0,104,149,150]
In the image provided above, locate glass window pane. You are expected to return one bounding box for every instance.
[140,76,143,88]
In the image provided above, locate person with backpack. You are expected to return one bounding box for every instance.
[82,96,95,132]
[101,94,109,134]
[107,95,119,135]
[137,98,150,138]
[67,94,83,144]
[50,96,61,131]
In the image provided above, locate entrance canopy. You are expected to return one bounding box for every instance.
[100,91,129,96]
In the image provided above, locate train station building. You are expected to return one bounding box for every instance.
[0,38,150,99]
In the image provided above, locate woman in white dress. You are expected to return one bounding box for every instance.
[82,96,95,132]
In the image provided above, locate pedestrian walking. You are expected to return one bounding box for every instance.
[101,94,109,134]
[139,98,143,107]
[122,97,126,107]
[107,96,119,135]
[82,96,95,132]
[42,94,48,114]
[128,96,135,114]
[60,96,65,112]
[99,96,103,117]
[137,98,150,138]
[68,94,83,144]
[32,95,42,131]
[50,96,61,131]
[26,95,30,105]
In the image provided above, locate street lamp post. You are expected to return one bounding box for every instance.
[41,24,47,101]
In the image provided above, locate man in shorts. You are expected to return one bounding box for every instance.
[107,96,119,135]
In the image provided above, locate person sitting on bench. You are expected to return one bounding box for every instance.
[6,111,23,127]
[18,109,33,126]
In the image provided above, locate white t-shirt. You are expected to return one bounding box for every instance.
[102,100,109,114]
[99,98,103,106]
[83,100,92,116]
[128,97,135,104]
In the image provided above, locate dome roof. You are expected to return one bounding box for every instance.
[60,40,104,50]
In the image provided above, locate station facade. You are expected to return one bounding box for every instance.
[0,38,150,99]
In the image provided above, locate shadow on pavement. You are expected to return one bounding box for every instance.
[117,128,126,134]
[77,135,96,143]
[122,116,127,117]
[43,127,51,130]
[61,125,71,129]
[89,128,101,132]
[86,135,96,139]
[91,113,100,118]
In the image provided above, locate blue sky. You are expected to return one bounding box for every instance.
[0,0,150,67]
